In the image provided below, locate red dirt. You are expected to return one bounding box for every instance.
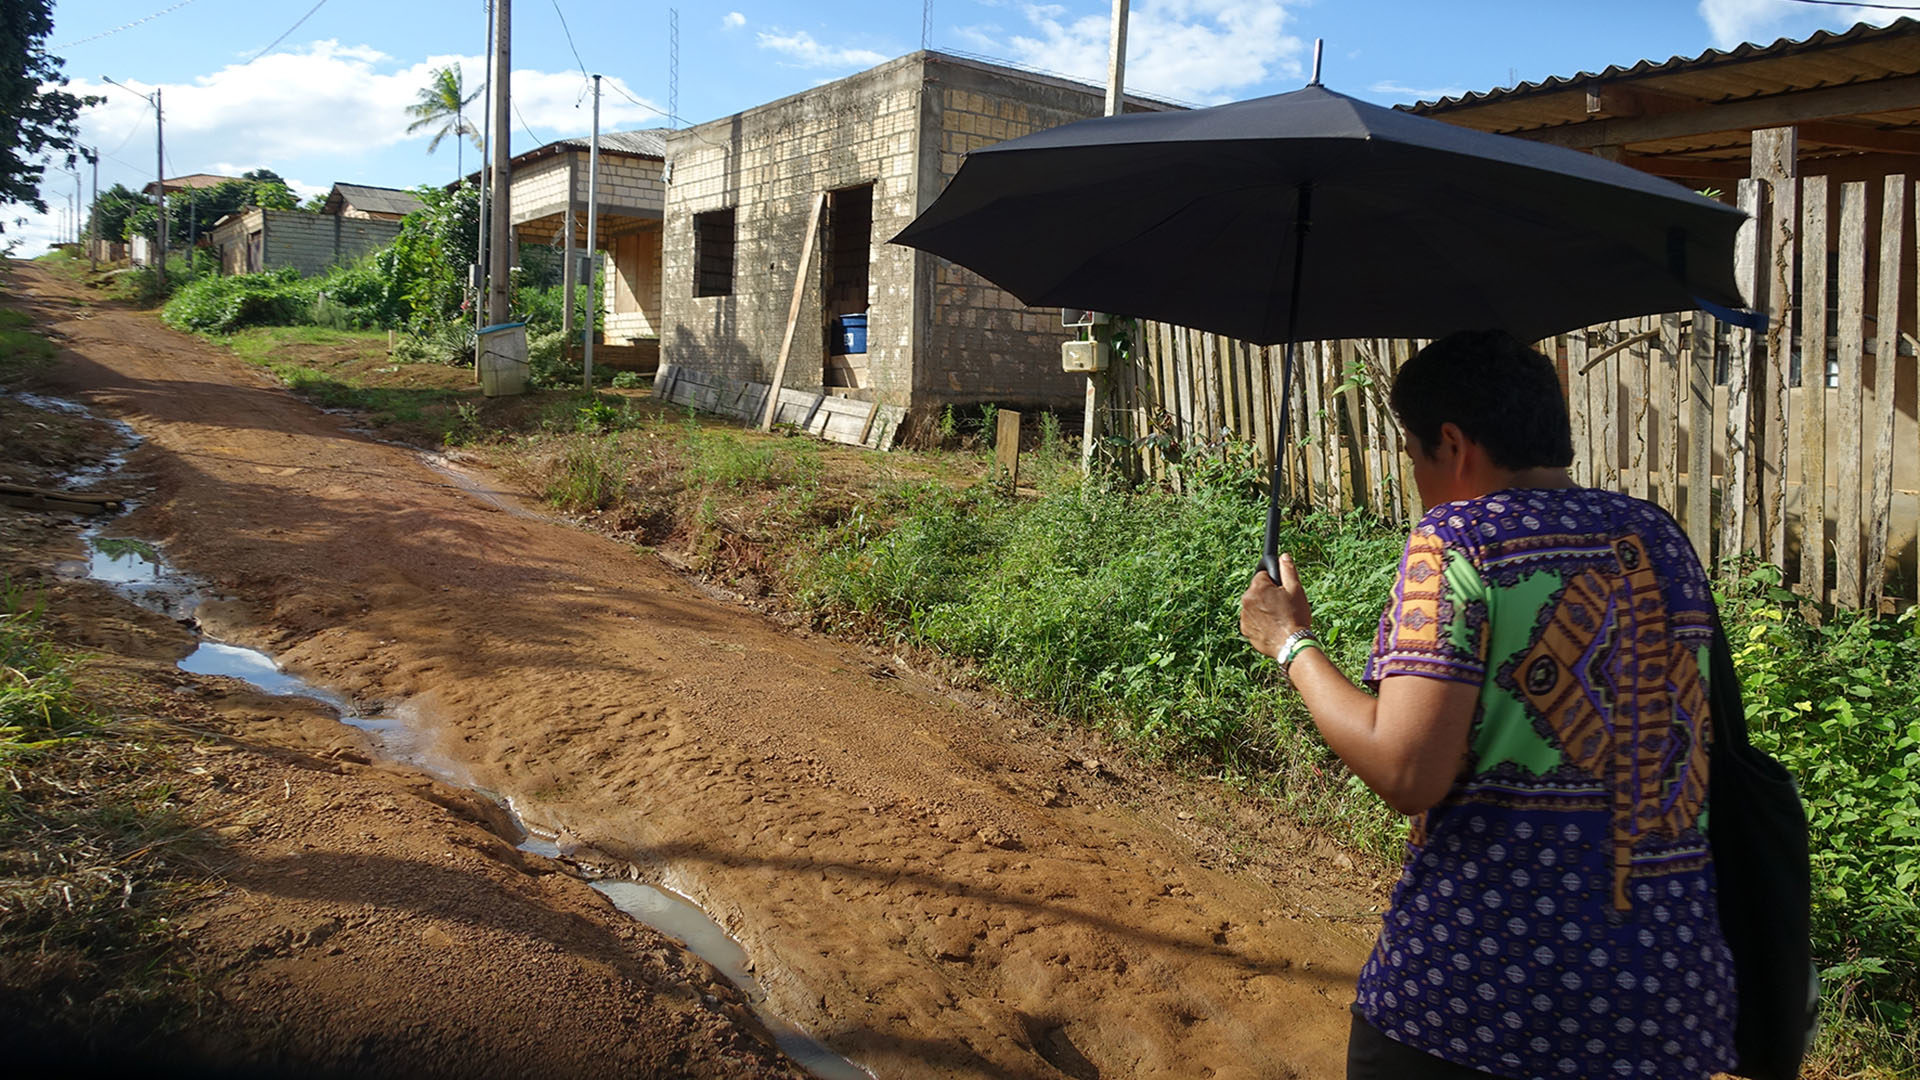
[5,260,1390,1079]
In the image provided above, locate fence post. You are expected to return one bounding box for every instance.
[1867,174,1907,610]
[1725,180,1765,561]
[1798,176,1830,605]
[1835,180,1868,609]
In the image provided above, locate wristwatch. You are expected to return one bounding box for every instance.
[1276,628,1321,677]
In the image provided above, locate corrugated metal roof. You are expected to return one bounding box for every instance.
[546,129,668,158]
[1407,16,1920,115]
[328,183,425,217]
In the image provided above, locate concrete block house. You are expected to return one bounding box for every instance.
[499,130,669,351]
[659,51,1174,430]
[211,183,416,276]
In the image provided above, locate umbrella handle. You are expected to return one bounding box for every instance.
[1262,187,1309,586]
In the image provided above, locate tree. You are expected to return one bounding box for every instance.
[405,65,482,180]
[90,182,144,244]
[0,0,100,229]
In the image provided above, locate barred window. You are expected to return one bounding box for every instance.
[694,208,735,297]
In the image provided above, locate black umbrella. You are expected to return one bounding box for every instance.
[892,80,1747,579]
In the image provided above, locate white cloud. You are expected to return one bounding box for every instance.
[955,0,1303,105]
[1370,80,1468,104]
[754,29,888,70]
[723,12,746,30]
[1697,0,1883,49]
[69,40,668,179]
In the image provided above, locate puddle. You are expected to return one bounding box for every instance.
[71,517,867,1079]
[89,536,162,584]
[179,641,333,700]
[593,882,871,1080]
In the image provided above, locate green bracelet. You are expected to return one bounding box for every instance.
[1276,628,1321,676]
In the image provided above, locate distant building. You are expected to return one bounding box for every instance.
[210,181,421,276]
[658,51,1176,426]
[321,183,426,221]
[141,173,240,198]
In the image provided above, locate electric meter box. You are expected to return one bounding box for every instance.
[1061,340,1109,373]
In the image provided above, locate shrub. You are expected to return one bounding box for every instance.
[790,468,1407,853]
[1719,563,1920,1033]
[160,268,317,333]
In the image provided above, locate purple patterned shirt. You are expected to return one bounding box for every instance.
[1354,488,1736,1080]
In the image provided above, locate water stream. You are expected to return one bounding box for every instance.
[31,393,870,1080]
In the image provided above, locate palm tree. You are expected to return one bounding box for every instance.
[406,65,483,179]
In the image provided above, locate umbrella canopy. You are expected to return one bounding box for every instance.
[892,83,1747,345]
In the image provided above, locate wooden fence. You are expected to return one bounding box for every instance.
[1100,175,1918,611]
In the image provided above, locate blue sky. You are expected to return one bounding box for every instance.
[11,0,1898,253]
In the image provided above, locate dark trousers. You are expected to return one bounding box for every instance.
[1348,1007,1496,1080]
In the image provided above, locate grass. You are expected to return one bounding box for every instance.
[0,302,56,382]
[0,587,202,1043]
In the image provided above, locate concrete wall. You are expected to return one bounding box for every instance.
[662,54,924,406]
[211,209,400,277]
[660,52,1168,416]
[915,57,1163,409]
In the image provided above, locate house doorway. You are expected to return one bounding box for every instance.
[823,183,873,389]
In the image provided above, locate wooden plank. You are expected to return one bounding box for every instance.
[1304,340,1329,508]
[1867,175,1907,609]
[1799,176,1830,603]
[1687,313,1715,564]
[1346,340,1372,512]
[1569,330,1592,486]
[761,192,826,432]
[1724,180,1763,558]
[1599,321,1621,492]
[1624,315,1651,501]
[1660,312,1682,515]
[1755,130,1798,568]
[1249,341,1272,490]
[1391,338,1417,522]
[996,408,1022,488]
[1835,180,1868,609]
[1232,338,1254,446]
[1142,325,1164,482]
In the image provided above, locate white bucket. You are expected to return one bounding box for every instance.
[477,322,529,397]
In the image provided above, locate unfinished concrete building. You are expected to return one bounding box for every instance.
[659,51,1172,434]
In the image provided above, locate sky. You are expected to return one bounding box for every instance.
[9,0,1903,253]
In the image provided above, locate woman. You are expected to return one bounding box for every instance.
[1240,330,1734,1080]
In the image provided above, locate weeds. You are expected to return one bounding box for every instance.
[1719,562,1920,1069]
[542,435,628,511]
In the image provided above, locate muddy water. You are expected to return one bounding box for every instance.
[73,509,869,1079]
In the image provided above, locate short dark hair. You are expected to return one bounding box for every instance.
[1389,329,1574,470]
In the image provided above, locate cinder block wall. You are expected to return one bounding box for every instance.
[916,57,1162,409]
[259,211,402,277]
[662,56,923,405]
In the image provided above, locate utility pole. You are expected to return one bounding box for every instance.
[1083,0,1127,475]
[155,87,167,288]
[486,0,512,325]
[584,73,600,390]
[84,147,98,270]
[475,0,495,357]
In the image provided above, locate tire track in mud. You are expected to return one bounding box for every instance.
[19,263,1384,1080]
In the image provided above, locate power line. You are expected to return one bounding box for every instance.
[605,77,674,125]
[551,1,590,79]
[53,0,201,50]
[1782,0,1920,8]
[251,0,333,63]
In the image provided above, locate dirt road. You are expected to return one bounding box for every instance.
[10,262,1384,1078]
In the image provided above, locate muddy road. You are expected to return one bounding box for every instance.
[9,262,1385,1078]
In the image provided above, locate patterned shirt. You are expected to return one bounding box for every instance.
[1353,487,1736,1080]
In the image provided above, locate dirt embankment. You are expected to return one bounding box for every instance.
[4,261,1389,1079]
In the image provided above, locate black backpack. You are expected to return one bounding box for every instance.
[1707,613,1820,1080]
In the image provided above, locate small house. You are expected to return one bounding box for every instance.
[657,51,1175,439]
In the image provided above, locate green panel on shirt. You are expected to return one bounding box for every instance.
[1470,567,1568,776]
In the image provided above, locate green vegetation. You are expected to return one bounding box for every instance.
[0,586,199,1039]
[0,308,55,379]
[1719,564,1920,1066]
[792,456,1409,855]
